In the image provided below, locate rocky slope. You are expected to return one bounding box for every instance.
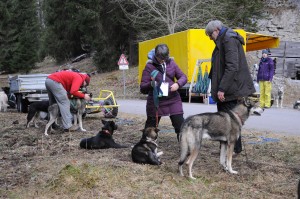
[257,0,300,41]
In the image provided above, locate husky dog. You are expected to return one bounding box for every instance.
[131,127,163,165]
[44,98,86,136]
[26,101,50,128]
[80,120,127,149]
[178,97,254,179]
[272,85,284,108]
[0,91,9,112]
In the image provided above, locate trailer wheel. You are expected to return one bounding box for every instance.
[16,94,29,113]
[103,97,118,118]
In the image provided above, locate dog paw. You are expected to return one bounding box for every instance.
[229,169,238,174]
[157,151,163,157]
[80,128,87,132]
[44,133,49,136]
[189,175,196,180]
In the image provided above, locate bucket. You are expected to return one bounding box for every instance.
[209,96,216,104]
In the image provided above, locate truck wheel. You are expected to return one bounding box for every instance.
[293,102,299,109]
[16,94,29,113]
[103,97,118,118]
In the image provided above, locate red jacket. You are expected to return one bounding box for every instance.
[48,71,86,98]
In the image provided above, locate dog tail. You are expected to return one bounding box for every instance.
[178,127,190,166]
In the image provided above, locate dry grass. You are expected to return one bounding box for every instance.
[0,57,300,198]
[0,110,299,199]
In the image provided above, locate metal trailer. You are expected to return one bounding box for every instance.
[9,74,49,113]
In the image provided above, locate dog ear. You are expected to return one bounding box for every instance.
[155,128,160,133]
[244,97,255,108]
[102,119,106,125]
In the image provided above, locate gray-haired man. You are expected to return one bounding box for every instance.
[205,20,255,154]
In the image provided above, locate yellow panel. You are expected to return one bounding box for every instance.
[138,30,189,83]
[139,29,216,83]
[138,29,279,84]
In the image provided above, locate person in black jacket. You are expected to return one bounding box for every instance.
[205,20,255,154]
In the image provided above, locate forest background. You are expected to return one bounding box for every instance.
[1,0,294,74]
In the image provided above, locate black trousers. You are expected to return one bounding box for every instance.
[144,114,184,141]
[217,100,242,153]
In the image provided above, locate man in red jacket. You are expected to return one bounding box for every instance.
[45,70,91,131]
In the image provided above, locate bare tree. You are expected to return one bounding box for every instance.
[113,0,221,40]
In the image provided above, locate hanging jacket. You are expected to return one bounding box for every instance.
[257,57,274,82]
[209,27,255,102]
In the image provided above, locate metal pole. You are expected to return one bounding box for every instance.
[123,69,126,98]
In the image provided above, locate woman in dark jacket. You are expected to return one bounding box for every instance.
[205,20,255,154]
[257,49,274,108]
[140,44,187,141]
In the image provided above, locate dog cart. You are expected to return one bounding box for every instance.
[85,90,119,118]
[293,99,300,109]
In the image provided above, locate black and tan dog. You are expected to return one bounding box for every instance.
[80,120,127,149]
[131,127,163,165]
[26,101,50,128]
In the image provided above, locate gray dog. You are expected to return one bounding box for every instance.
[178,97,254,179]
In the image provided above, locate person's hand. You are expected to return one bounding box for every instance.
[217,91,225,101]
[84,93,91,101]
[170,83,179,92]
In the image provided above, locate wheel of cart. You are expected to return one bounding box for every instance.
[85,90,119,118]
[294,99,300,109]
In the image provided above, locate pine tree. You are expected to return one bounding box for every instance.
[0,0,39,73]
[43,0,103,63]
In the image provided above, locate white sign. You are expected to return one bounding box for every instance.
[118,54,129,70]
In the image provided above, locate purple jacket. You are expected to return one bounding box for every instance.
[140,58,187,117]
[257,57,274,82]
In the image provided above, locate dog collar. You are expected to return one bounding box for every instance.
[102,129,111,135]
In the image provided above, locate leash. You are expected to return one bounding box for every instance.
[241,138,249,164]
[151,70,162,128]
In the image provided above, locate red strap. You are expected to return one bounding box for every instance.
[155,109,158,128]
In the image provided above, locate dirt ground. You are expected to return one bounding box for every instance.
[0,108,299,198]
[0,57,300,198]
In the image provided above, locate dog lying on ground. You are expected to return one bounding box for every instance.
[178,97,254,179]
[44,98,86,136]
[26,101,50,128]
[0,91,9,112]
[131,127,163,165]
[80,120,127,149]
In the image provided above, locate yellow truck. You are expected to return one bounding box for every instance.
[138,29,279,101]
